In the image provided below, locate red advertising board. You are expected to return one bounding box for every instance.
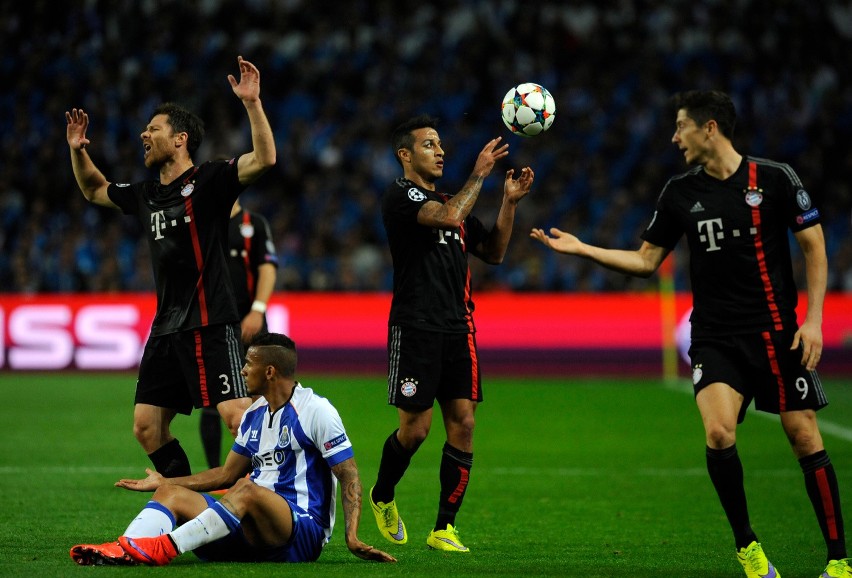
[1,292,850,374]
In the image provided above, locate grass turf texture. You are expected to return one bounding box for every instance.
[0,372,850,577]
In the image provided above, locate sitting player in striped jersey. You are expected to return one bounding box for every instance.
[70,333,395,566]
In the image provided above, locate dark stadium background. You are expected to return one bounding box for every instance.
[0,1,850,375]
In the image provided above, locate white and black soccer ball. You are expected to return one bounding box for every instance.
[501,83,556,138]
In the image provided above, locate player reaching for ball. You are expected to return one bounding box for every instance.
[532,90,849,578]
[370,115,533,553]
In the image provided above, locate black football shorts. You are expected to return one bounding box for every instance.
[386,325,483,409]
[689,330,828,423]
[136,322,249,414]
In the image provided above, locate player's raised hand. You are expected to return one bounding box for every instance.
[115,468,166,492]
[471,137,509,178]
[65,108,91,151]
[530,227,583,255]
[504,167,534,203]
[227,55,261,103]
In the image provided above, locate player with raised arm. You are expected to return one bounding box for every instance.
[65,56,276,477]
[370,115,533,553]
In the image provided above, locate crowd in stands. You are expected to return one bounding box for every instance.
[2,0,851,295]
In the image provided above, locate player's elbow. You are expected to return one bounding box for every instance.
[259,150,277,169]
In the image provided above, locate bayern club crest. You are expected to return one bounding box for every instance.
[240,223,255,238]
[400,377,418,397]
[180,183,194,197]
[744,188,763,207]
[692,364,703,385]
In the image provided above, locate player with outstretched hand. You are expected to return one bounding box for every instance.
[532,90,848,578]
[65,56,275,478]
[70,333,396,566]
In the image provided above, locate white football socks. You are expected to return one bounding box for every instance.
[170,506,236,553]
[123,501,175,538]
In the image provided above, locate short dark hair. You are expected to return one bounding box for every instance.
[151,102,205,156]
[249,333,297,377]
[670,90,736,140]
[391,114,440,166]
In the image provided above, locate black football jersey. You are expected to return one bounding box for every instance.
[642,156,821,336]
[227,209,278,316]
[108,160,245,335]
[382,178,489,333]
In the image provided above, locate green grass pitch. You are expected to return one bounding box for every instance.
[0,371,850,577]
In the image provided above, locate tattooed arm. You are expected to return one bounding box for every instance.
[417,137,509,229]
[331,458,397,562]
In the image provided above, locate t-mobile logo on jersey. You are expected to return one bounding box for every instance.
[150,211,192,240]
[696,218,724,252]
[434,228,465,248]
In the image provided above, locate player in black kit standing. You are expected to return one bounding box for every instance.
[532,90,848,578]
[370,115,534,553]
[199,198,278,469]
[65,56,276,478]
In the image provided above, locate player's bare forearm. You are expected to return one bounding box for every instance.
[115,465,235,493]
[331,459,363,544]
[69,149,115,208]
[793,225,827,368]
[477,167,534,262]
[796,225,827,327]
[230,56,276,184]
[237,104,276,185]
[531,229,665,277]
[66,108,117,208]
[331,458,396,562]
[417,174,484,228]
[477,204,517,264]
[255,264,276,305]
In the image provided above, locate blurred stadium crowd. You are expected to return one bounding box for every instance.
[1,0,850,294]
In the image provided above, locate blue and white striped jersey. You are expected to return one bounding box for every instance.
[231,382,354,543]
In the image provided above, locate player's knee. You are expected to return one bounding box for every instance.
[399,424,430,448]
[219,399,251,435]
[784,426,822,455]
[220,477,258,508]
[704,422,735,449]
[151,483,184,505]
[133,421,165,451]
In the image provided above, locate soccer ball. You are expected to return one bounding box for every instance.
[501,83,556,137]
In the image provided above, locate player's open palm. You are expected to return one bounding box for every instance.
[530,227,583,255]
[65,108,91,150]
[504,167,534,203]
[228,56,261,103]
[115,468,166,492]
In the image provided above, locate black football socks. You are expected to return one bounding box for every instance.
[800,450,847,562]
[373,430,415,504]
[435,442,473,531]
[706,444,757,549]
[149,438,191,478]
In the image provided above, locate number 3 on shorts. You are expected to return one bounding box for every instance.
[219,374,232,395]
